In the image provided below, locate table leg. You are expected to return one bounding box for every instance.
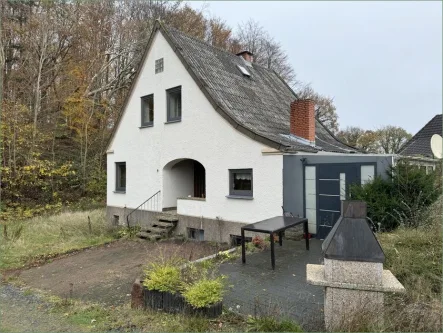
[270,232,275,270]
[304,220,310,250]
[278,232,283,246]
[241,228,246,264]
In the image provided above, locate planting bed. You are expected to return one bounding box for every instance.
[9,239,226,305]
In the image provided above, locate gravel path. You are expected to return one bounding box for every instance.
[0,284,85,332]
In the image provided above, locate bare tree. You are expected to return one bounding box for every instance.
[206,16,233,49]
[236,19,297,86]
[336,126,366,148]
[376,126,412,154]
[297,84,339,133]
[337,127,380,152]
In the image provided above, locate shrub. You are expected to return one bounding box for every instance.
[182,277,225,308]
[252,235,268,249]
[350,161,441,231]
[143,262,183,294]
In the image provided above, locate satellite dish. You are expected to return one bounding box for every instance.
[430,134,442,159]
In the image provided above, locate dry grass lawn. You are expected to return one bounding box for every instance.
[0,209,116,270]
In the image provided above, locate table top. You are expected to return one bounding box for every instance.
[241,216,308,233]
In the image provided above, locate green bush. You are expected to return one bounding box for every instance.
[143,262,183,294]
[350,161,441,231]
[246,316,303,332]
[182,277,225,308]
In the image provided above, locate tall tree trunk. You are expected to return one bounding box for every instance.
[0,2,5,208]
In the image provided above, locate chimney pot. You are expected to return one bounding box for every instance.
[290,99,316,143]
[236,50,253,63]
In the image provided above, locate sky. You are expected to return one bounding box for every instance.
[188,1,442,134]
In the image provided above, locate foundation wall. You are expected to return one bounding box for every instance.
[107,206,265,244]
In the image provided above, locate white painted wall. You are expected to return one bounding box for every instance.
[107,30,283,223]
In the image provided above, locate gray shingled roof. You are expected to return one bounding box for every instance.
[398,114,442,158]
[162,25,356,154]
[108,22,357,153]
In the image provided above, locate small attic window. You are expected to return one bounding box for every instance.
[155,58,164,74]
[237,65,250,77]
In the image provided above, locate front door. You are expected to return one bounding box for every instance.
[194,161,206,198]
[316,164,360,239]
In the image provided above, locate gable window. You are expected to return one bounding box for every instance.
[229,169,253,197]
[155,58,164,74]
[115,162,126,192]
[166,86,182,122]
[141,94,154,127]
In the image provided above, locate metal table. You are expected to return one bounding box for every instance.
[241,216,309,270]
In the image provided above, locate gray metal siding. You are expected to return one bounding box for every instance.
[283,154,394,220]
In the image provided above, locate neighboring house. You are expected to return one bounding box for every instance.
[398,114,442,173]
[106,21,394,242]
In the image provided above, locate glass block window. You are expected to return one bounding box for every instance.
[155,58,164,74]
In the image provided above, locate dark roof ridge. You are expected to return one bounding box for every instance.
[164,22,288,76]
[398,114,442,154]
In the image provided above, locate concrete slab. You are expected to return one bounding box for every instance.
[219,239,325,331]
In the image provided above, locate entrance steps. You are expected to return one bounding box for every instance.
[136,213,178,241]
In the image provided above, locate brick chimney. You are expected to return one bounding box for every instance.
[290,99,315,143]
[236,50,253,63]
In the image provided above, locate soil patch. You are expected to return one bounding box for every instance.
[12,239,225,305]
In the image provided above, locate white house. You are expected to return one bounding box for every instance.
[106,21,394,243]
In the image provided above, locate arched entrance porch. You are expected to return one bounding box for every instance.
[162,158,206,210]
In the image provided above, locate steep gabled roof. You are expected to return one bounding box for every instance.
[398,114,442,158]
[108,21,356,153]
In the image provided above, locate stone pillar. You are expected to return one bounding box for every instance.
[306,201,405,331]
[131,279,145,309]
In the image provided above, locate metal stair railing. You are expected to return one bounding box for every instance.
[126,190,161,228]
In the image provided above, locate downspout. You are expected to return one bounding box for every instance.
[301,158,308,221]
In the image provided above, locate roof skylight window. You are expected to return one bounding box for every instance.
[237,65,251,77]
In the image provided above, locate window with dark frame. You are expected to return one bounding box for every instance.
[229,169,253,197]
[155,58,164,74]
[188,228,204,241]
[116,162,126,192]
[141,94,154,127]
[230,235,252,246]
[166,86,182,122]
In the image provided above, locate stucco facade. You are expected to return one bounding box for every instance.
[107,30,283,233]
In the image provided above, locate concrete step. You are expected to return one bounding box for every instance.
[136,231,162,241]
[136,231,151,239]
[157,215,179,223]
[147,234,162,241]
[152,221,175,228]
[145,226,169,235]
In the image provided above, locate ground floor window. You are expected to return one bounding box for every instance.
[229,169,253,197]
[230,234,252,246]
[115,162,126,192]
[188,228,204,241]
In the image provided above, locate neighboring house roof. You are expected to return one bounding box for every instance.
[108,21,356,154]
[398,114,442,158]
